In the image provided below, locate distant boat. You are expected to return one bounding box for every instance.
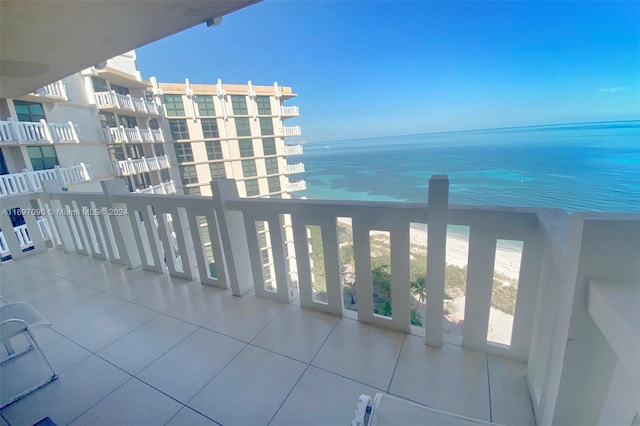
[325,145,330,149]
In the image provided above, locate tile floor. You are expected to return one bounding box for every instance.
[0,250,535,425]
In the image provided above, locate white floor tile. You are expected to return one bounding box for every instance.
[165,286,237,326]
[47,292,126,335]
[138,328,245,403]
[487,355,535,425]
[188,345,306,426]
[131,277,204,312]
[312,318,404,391]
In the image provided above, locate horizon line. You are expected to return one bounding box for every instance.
[310,119,640,145]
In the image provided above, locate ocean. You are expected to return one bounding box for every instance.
[298,121,640,213]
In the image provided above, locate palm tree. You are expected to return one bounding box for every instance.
[410,275,427,304]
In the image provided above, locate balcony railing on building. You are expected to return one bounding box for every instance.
[31,80,68,102]
[280,106,300,118]
[135,180,176,195]
[102,126,165,144]
[0,119,80,144]
[281,125,302,137]
[0,176,637,426]
[287,179,307,192]
[0,217,56,260]
[285,163,305,175]
[283,144,304,156]
[94,91,159,115]
[0,164,92,197]
[110,155,171,177]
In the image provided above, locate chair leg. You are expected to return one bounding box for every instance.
[3,339,14,356]
[25,328,57,379]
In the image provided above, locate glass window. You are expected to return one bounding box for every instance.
[91,77,108,92]
[148,118,159,130]
[201,118,219,138]
[27,146,59,171]
[164,94,185,116]
[242,159,257,177]
[205,141,223,160]
[111,84,130,95]
[175,142,193,163]
[196,95,216,116]
[239,139,254,157]
[14,101,45,122]
[119,115,137,128]
[0,150,8,175]
[256,96,272,115]
[108,145,125,161]
[100,111,117,127]
[231,95,248,115]
[160,169,171,182]
[259,118,274,136]
[179,165,198,185]
[235,118,251,137]
[245,179,260,196]
[262,138,277,155]
[184,186,201,196]
[268,176,281,193]
[154,144,164,156]
[169,119,189,140]
[258,233,268,247]
[209,162,226,179]
[265,157,279,174]
[126,144,143,159]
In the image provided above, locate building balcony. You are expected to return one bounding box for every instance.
[110,155,171,177]
[280,125,302,137]
[0,164,92,197]
[0,119,80,145]
[93,91,160,116]
[0,177,637,425]
[283,144,304,156]
[280,105,300,118]
[20,81,68,103]
[287,179,307,192]
[285,162,305,175]
[102,126,165,144]
[134,180,176,195]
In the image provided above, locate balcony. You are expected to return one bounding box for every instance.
[20,81,68,103]
[280,105,300,118]
[102,126,165,144]
[134,180,176,195]
[0,177,637,425]
[0,120,79,145]
[94,91,159,116]
[283,144,304,156]
[281,125,302,137]
[287,179,307,192]
[285,162,305,175]
[0,164,92,197]
[110,155,171,177]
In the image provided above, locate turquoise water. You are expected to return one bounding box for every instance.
[298,121,640,213]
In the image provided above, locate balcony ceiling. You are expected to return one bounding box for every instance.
[0,0,258,99]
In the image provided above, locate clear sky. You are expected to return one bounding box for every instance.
[137,1,640,142]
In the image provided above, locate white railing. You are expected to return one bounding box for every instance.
[135,180,176,195]
[280,106,300,117]
[287,180,307,192]
[102,126,165,143]
[0,217,56,257]
[33,80,68,100]
[0,164,92,197]
[110,155,171,177]
[281,125,302,137]
[94,91,159,115]
[0,119,79,144]
[283,144,304,156]
[285,163,305,175]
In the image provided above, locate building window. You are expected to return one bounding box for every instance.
[154,144,164,156]
[242,159,257,177]
[263,266,272,282]
[209,162,226,179]
[245,179,260,196]
[160,169,171,182]
[164,94,185,116]
[205,141,223,160]
[126,144,143,159]
[260,248,270,264]
[239,139,254,157]
[91,77,108,93]
[259,118,274,136]
[256,96,272,115]
[231,95,248,115]
[108,145,125,161]
[179,165,198,185]
[175,142,193,163]
[197,95,216,116]
[0,150,9,175]
[14,101,45,122]
[268,176,281,193]
[169,119,189,140]
[100,112,117,128]
[184,186,201,196]
[271,193,283,199]
[119,115,137,128]
[235,118,251,137]
[148,118,160,130]
[265,157,279,174]
[27,146,59,171]
[111,84,130,95]
[201,119,219,138]
[263,138,277,155]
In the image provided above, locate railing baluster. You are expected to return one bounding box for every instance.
[390,223,411,332]
[320,218,343,316]
[353,219,374,323]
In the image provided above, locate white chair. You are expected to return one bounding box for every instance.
[0,296,58,408]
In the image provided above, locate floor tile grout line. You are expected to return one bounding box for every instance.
[267,363,312,426]
[387,333,407,393]
[308,315,343,365]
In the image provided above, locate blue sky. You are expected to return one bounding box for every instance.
[137,1,640,142]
